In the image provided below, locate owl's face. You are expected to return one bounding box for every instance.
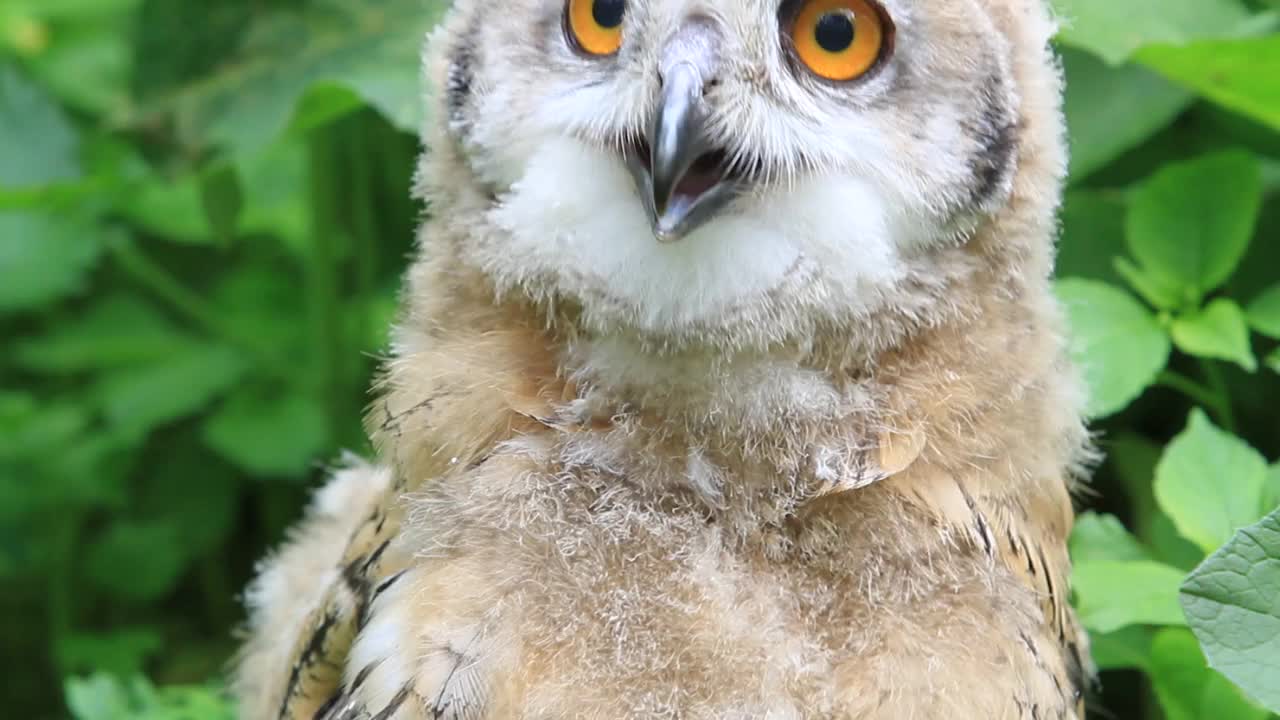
[437,0,1044,349]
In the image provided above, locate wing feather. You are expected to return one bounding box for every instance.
[890,466,1091,719]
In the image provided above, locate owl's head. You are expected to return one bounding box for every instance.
[423,0,1064,352]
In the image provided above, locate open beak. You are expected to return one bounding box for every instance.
[626,21,740,242]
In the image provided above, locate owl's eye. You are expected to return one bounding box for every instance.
[566,0,627,56]
[788,0,890,82]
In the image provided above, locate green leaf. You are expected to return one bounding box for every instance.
[14,294,188,372]
[1126,151,1263,304]
[1265,464,1280,514]
[0,394,86,464]
[1138,35,1280,132]
[1051,0,1253,65]
[1115,256,1185,310]
[1170,298,1257,371]
[1149,627,1270,720]
[1056,191,1126,282]
[120,174,214,244]
[65,673,139,720]
[234,138,307,245]
[1247,283,1280,339]
[1155,409,1269,553]
[57,626,164,677]
[199,162,244,245]
[1268,348,1280,375]
[212,263,309,354]
[0,396,136,519]
[62,437,233,609]
[0,211,102,313]
[1089,625,1154,671]
[0,61,79,188]
[286,82,367,135]
[151,684,236,720]
[1151,511,1210,572]
[1180,508,1280,713]
[129,0,258,102]
[1061,48,1191,181]
[1070,511,1151,563]
[1107,433,1203,571]
[1072,560,1188,632]
[138,0,449,153]
[1,0,139,115]
[137,434,239,558]
[65,674,235,720]
[84,520,188,602]
[92,342,248,438]
[1056,279,1171,417]
[203,386,328,476]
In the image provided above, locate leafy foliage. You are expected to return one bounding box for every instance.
[1,0,429,714]
[65,674,234,720]
[1058,279,1171,417]
[1050,0,1280,715]
[0,0,1277,718]
[1181,509,1280,712]
[1155,410,1269,553]
[1125,151,1261,307]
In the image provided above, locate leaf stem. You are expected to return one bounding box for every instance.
[306,127,346,440]
[346,114,379,375]
[47,513,82,676]
[1199,360,1237,433]
[110,236,232,337]
[1158,370,1228,421]
[350,115,379,299]
[108,236,293,380]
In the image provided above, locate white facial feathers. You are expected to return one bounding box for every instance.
[436,0,1023,342]
[477,135,916,335]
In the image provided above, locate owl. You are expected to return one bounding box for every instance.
[233,0,1094,717]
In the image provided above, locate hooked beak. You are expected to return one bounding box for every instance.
[626,20,740,242]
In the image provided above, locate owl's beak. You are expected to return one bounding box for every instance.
[627,21,738,242]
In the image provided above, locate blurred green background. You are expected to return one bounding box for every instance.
[1,0,1278,718]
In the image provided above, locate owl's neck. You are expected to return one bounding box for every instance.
[564,332,867,438]
[376,244,1082,519]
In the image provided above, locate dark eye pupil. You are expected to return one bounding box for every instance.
[592,0,625,28]
[814,11,855,52]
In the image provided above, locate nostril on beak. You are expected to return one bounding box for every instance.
[656,14,723,86]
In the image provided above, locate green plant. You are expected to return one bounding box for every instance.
[1051,2,1280,716]
[0,0,1276,718]
[1,0,442,715]
[65,674,234,720]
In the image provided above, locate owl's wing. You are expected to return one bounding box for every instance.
[238,326,568,720]
[270,495,412,719]
[259,469,508,720]
[890,466,1093,719]
[229,454,412,720]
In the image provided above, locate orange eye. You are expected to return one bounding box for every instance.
[566,0,627,56]
[789,0,889,82]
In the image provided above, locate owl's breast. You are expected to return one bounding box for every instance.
[332,456,1079,720]
[329,455,847,718]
